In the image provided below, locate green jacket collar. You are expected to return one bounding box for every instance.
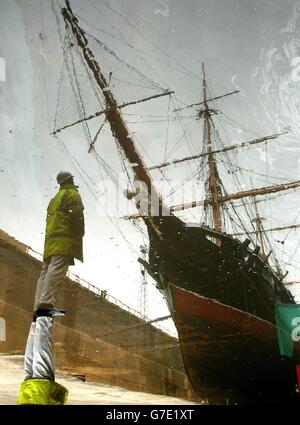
[59,184,78,191]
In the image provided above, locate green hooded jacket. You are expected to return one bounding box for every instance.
[17,379,69,405]
[43,184,84,262]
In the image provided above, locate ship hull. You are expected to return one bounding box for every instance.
[171,285,300,404]
[144,216,300,403]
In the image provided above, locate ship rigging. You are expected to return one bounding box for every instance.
[49,0,300,403]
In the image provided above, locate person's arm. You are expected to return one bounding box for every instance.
[65,191,85,238]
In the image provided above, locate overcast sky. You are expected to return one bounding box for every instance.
[1,0,300,324]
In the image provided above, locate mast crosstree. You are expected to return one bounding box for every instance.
[170,178,300,211]
[147,132,287,171]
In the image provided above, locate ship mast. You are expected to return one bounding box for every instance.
[61,0,164,217]
[202,63,223,233]
[253,196,266,258]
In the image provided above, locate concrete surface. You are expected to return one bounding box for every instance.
[0,355,200,405]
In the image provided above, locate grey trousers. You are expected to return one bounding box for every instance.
[24,317,55,380]
[24,255,70,381]
[34,254,70,311]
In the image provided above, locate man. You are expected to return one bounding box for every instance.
[17,171,85,405]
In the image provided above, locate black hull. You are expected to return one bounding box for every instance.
[171,285,300,404]
[143,216,300,403]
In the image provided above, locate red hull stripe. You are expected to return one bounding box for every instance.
[172,285,275,340]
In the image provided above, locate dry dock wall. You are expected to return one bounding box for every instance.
[0,236,196,401]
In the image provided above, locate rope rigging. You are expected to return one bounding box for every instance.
[49,0,300,293]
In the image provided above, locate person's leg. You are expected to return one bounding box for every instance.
[31,255,70,381]
[33,260,50,312]
[24,322,36,380]
[32,315,55,380]
[35,255,70,310]
[24,261,50,380]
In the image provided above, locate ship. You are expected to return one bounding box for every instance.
[51,1,300,404]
